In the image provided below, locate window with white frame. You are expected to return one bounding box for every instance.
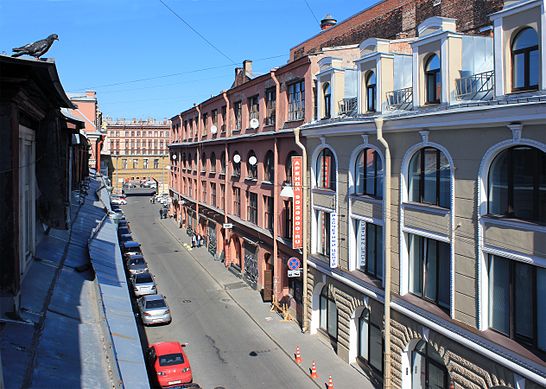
[511,27,539,92]
[488,254,546,351]
[425,54,441,104]
[408,234,450,310]
[408,147,450,208]
[323,82,331,119]
[358,308,383,372]
[355,148,383,198]
[354,220,383,280]
[319,286,337,340]
[488,146,546,223]
[316,148,336,191]
[315,210,331,257]
[366,71,377,112]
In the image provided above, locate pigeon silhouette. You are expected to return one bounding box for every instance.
[12,34,59,59]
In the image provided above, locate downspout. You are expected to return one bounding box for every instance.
[375,116,392,388]
[96,137,104,174]
[271,71,281,299]
[195,105,201,235]
[222,92,231,267]
[293,127,308,332]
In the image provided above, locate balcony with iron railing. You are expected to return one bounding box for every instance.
[338,97,358,116]
[386,86,413,111]
[455,70,494,101]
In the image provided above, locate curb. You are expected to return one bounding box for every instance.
[157,217,323,389]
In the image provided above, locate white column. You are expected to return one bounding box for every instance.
[493,18,505,97]
[412,49,420,108]
[440,37,450,104]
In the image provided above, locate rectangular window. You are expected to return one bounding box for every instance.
[288,80,305,121]
[202,180,207,203]
[122,159,128,169]
[202,113,208,136]
[220,184,225,210]
[488,255,546,351]
[264,196,273,232]
[211,183,216,207]
[409,234,450,310]
[316,210,331,257]
[221,106,227,133]
[354,220,383,280]
[154,159,159,169]
[212,109,218,128]
[133,159,138,169]
[265,87,276,126]
[284,199,293,239]
[233,187,241,217]
[143,159,148,169]
[247,191,258,224]
[248,95,259,125]
[234,101,242,130]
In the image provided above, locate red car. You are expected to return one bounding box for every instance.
[147,342,192,388]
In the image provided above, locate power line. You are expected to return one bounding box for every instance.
[158,0,236,64]
[303,0,321,26]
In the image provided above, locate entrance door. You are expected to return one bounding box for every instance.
[208,224,216,257]
[243,243,258,289]
[411,340,448,389]
[263,253,273,301]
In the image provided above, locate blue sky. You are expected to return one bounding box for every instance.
[0,0,373,120]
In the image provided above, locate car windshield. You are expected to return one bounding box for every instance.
[159,353,184,366]
[136,274,153,283]
[129,258,145,265]
[146,299,166,309]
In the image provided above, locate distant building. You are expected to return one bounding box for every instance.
[105,118,171,192]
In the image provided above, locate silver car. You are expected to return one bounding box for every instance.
[137,294,171,325]
[127,255,148,275]
[131,272,157,297]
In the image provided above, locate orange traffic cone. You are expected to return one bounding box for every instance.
[295,346,302,364]
[326,375,334,389]
[310,361,318,379]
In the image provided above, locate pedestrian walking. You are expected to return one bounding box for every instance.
[196,233,201,247]
[191,234,196,248]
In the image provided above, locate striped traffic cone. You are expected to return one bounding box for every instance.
[326,375,334,389]
[294,346,302,364]
[310,361,318,379]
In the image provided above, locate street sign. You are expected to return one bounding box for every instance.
[288,269,301,278]
[287,257,301,270]
[223,223,233,229]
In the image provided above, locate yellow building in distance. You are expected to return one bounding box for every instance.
[105,118,171,193]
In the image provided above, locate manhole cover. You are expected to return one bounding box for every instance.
[181,299,191,303]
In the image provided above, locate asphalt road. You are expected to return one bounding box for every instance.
[123,195,316,389]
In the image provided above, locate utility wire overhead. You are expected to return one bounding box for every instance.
[303,0,321,26]
[158,0,236,64]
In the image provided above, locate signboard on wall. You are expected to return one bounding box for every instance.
[330,212,338,268]
[292,156,303,249]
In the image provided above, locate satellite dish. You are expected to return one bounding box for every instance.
[210,125,218,134]
[233,154,241,164]
[250,118,259,129]
[249,156,257,166]
[171,154,177,160]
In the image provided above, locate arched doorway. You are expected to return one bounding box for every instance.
[231,236,242,271]
[411,340,449,389]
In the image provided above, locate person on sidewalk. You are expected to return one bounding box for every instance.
[191,234,196,248]
[196,233,201,248]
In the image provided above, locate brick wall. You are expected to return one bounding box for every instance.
[290,0,504,61]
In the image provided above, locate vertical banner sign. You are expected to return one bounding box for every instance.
[323,155,331,188]
[359,221,366,269]
[330,212,338,268]
[292,156,303,249]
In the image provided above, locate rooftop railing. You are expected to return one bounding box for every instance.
[456,70,494,101]
[386,87,413,111]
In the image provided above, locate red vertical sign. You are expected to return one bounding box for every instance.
[323,155,330,189]
[292,156,303,249]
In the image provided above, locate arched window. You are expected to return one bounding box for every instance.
[233,151,241,177]
[358,308,383,372]
[408,147,450,208]
[355,148,383,198]
[210,152,216,173]
[247,150,257,179]
[264,150,274,182]
[285,151,298,185]
[512,27,539,91]
[366,72,377,112]
[201,152,206,173]
[316,148,336,190]
[319,286,337,340]
[323,82,331,119]
[220,151,226,174]
[411,340,449,389]
[425,55,441,104]
[488,146,546,223]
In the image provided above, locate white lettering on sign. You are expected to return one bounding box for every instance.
[292,156,303,249]
[359,220,366,269]
[330,212,338,268]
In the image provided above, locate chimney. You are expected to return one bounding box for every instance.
[243,60,252,77]
[320,14,337,31]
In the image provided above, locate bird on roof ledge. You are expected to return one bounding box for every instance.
[12,34,59,59]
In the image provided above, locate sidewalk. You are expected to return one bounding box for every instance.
[158,216,377,389]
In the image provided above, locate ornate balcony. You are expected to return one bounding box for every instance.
[338,97,357,116]
[386,87,413,111]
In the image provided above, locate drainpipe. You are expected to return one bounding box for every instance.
[222,91,231,267]
[293,127,308,332]
[375,117,392,388]
[195,105,201,235]
[96,137,104,175]
[270,70,280,131]
[271,70,281,300]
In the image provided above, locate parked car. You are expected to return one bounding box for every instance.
[119,233,133,243]
[131,271,157,297]
[118,219,130,229]
[127,255,148,275]
[118,226,131,236]
[137,294,171,325]
[146,342,192,388]
[111,194,127,206]
[122,241,142,256]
